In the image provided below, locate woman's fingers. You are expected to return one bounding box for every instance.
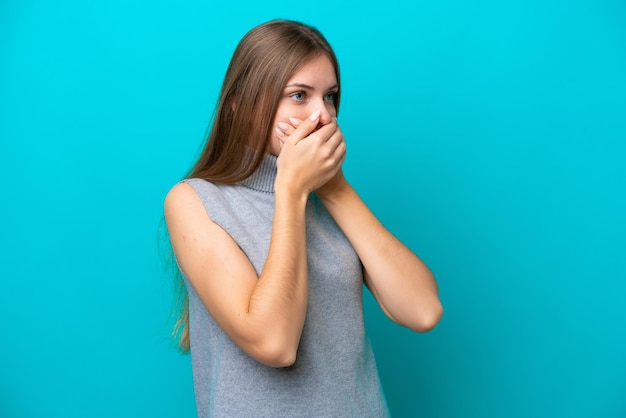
[284,116,344,164]
[275,113,345,194]
[277,121,295,136]
[281,110,321,146]
[277,116,340,144]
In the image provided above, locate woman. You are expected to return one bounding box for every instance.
[165,19,443,417]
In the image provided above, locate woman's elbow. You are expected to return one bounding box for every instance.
[252,338,298,368]
[410,300,444,333]
[262,349,297,368]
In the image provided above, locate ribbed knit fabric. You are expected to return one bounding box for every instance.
[180,153,389,418]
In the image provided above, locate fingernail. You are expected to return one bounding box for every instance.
[309,110,320,121]
[275,127,285,137]
[277,122,290,130]
[289,117,300,127]
[279,139,284,148]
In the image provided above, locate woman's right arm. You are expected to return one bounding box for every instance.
[164,112,344,368]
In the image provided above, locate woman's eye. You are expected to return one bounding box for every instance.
[290,92,306,101]
[324,92,337,102]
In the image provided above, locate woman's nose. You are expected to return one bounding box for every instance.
[318,105,333,125]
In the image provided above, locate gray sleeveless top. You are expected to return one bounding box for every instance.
[181,153,389,417]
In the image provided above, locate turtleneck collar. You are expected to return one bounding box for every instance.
[240,152,278,193]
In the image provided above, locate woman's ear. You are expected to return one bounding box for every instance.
[230,98,237,112]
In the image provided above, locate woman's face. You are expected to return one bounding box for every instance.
[267,54,338,156]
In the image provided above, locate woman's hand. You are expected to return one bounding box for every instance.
[275,113,347,198]
[275,111,346,198]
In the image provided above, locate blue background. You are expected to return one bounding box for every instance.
[1,0,625,417]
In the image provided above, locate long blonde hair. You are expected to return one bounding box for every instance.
[169,19,341,352]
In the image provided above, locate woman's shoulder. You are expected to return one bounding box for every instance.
[167,177,216,200]
[165,178,237,222]
[164,181,205,219]
[167,178,221,202]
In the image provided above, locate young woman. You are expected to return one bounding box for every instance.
[164,19,443,417]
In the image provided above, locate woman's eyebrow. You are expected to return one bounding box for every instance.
[285,83,338,90]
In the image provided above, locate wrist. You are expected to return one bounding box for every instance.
[274,179,310,207]
[315,176,351,205]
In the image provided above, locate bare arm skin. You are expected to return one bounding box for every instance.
[316,171,443,332]
[165,113,345,367]
[277,120,443,332]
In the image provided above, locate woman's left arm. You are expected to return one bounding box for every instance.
[316,171,443,332]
